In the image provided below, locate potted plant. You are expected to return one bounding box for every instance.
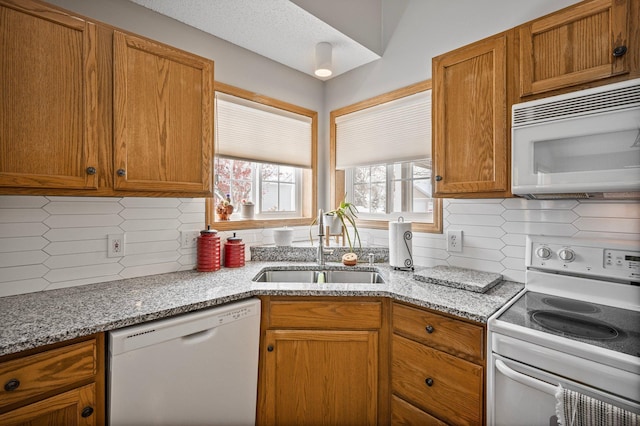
[310,196,362,265]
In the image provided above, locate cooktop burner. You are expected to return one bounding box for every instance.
[541,297,600,313]
[497,291,640,357]
[531,310,621,340]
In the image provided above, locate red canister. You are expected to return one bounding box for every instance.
[224,233,245,268]
[197,226,220,272]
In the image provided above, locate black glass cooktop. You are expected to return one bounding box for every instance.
[497,291,640,358]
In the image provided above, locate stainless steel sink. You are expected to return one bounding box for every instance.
[252,268,385,284]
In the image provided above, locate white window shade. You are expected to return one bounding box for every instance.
[335,90,431,169]
[215,92,313,168]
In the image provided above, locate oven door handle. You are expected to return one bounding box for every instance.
[495,359,557,396]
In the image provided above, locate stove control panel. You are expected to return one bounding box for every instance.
[527,235,640,282]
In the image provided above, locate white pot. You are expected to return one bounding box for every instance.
[324,214,343,235]
[241,203,255,219]
[273,228,294,246]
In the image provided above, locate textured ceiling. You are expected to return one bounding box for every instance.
[128,0,383,80]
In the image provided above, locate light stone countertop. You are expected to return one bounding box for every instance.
[0,260,523,357]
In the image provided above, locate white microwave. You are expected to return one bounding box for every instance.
[512,78,640,199]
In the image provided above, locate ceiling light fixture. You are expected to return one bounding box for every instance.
[314,42,333,77]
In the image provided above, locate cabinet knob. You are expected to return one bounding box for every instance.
[81,406,94,418]
[425,378,434,387]
[4,379,20,392]
[267,344,274,352]
[86,167,96,175]
[613,46,627,57]
[435,175,443,181]
[425,325,435,334]
[117,169,126,177]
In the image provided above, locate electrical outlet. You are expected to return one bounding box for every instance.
[108,233,125,258]
[181,230,199,248]
[446,230,463,252]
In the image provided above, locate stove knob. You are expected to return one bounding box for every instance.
[536,247,551,260]
[558,249,575,262]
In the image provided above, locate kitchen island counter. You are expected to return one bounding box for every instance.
[0,261,523,356]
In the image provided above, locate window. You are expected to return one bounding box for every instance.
[331,81,442,233]
[206,83,317,229]
[214,159,302,218]
[348,160,434,220]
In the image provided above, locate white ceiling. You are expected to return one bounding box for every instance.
[128,0,390,80]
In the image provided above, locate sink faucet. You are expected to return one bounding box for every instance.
[317,209,333,266]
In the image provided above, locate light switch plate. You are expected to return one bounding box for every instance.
[181,230,199,248]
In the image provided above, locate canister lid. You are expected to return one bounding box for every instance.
[227,232,242,243]
[201,225,218,235]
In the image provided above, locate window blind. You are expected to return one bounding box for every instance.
[215,92,313,168]
[335,90,431,169]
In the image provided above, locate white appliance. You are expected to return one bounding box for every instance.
[108,298,261,426]
[512,78,640,199]
[487,236,640,426]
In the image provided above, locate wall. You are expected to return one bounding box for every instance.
[2,195,638,296]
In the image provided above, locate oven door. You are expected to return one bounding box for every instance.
[490,354,640,426]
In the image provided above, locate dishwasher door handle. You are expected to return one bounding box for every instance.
[181,328,216,344]
[495,359,558,395]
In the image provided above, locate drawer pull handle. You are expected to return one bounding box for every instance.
[4,379,20,392]
[425,325,434,334]
[425,378,434,387]
[613,46,627,57]
[81,406,94,418]
[267,344,274,352]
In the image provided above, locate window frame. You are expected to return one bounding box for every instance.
[330,80,442,233]
[206,82,317,230]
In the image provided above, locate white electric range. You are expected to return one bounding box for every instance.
[487,235,640,426]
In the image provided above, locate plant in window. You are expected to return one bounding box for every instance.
[310,197,362,264]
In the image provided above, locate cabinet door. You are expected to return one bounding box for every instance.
[432,33,509,196]
[0,383,96,426]
[113,31,213,194]
[519,0,629,96]
[0,0,98,190]
[262,329,378,426]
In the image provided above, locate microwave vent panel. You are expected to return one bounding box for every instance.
[513,79,640,127]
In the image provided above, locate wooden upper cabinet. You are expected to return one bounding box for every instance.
[113,31,214,194]
[0,0,98,190]
[519,0,630,97]
[432,33,510,197]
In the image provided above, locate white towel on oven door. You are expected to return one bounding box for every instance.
[556,384,639,426]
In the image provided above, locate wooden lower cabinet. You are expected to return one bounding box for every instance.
[0,334,104,425]
[258,297,389,426]
[0,384,96,426]
[391,302,485,426]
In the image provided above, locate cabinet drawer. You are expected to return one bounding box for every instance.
[0,340,97,410]
[391,395,447,426]
[393,302,484,362]
[392,334,483,426]
[267,300,382,329]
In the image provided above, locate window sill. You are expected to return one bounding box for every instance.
[210,217,313,231]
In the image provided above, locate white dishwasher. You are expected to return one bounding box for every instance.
[108,298,261,426]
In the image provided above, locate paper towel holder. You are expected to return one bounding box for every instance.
[390,216,414,271]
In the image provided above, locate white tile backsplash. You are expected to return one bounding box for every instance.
[0,195,638,296]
